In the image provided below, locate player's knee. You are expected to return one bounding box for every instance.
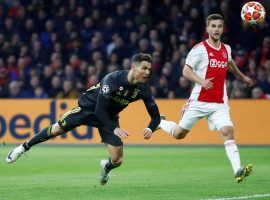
[220,126,234,138]
[51,123,65,136]
[174,132,187,140]
[173,127,189,140]
[111,157,123,167]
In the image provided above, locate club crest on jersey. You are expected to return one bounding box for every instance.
[209,59,227,68]
[222,52,227,58]
[102,85,110,93]
[131,89,140,98]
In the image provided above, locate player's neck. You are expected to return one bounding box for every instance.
[127,70,138,84]
[207,38,221,49]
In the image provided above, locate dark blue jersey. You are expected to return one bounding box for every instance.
[78,70,160,131]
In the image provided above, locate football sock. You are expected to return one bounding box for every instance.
[105,158,120,172]
[224,140,241,174]
[24,125,54,149]
[159,120,177,136]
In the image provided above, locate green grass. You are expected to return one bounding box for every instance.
[1,145,270,200]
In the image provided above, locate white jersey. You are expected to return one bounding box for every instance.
[185,40,232,103]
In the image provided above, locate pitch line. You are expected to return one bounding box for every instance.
[201,193,270,200]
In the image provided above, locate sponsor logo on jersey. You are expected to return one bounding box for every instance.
[209,59,228,68]
[112,96,129,105]
[102,85,110,93]
[131,89,140,98]
[209,52,214,57]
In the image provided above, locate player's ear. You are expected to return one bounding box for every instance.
[206,25,209,34]
[131,63,137,71]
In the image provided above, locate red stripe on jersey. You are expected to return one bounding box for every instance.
[198,41,228,103]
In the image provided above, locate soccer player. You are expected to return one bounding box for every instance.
[6,53,161,185]
[158,14,253,183]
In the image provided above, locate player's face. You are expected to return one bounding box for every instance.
[134,61,151,83]
[206,19,224,41]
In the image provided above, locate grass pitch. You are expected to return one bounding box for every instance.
[1,145,270,200]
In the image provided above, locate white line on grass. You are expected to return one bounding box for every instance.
[201,193,270,200]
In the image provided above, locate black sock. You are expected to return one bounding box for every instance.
[105,158,120,172]
[25,125,55,148]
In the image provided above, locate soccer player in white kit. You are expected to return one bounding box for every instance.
[159,14,253,183]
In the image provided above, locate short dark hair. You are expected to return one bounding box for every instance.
[132,53,152,64]
[206,14,224,26]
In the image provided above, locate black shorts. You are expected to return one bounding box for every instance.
[58,106,123,146]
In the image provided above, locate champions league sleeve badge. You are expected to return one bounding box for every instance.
[102,85,110,93]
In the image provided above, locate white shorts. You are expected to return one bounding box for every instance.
[179,100,233,131]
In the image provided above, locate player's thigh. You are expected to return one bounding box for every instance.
[58,106,91,132]
[98,124,123,147]
[179,109,205,130]
[207,105,233,131]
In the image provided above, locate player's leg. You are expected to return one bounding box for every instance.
[25,123,64,149]
[100,144,123,185]
[209,106,240,174]
[220,126,241,174]
[210,105,252,182]
[220,126,253,182]
[6,122,65,163]
[159,118,190,139]
[22,106,84,149]
[6,106,84,163]
[159,102,204,139]
[98,124,123,185]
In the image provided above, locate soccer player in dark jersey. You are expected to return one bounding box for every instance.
[6,53,161,185]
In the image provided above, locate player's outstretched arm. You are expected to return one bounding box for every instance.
[228,59,253,87]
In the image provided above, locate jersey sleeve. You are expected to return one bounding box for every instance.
[185,45,202,69]
[224,44,232,62]
[142,85,161,132]
[142,85,156,106]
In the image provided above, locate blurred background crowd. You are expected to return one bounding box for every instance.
[0,0,270,99]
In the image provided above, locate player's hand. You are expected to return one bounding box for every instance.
[114,128,129,139]
[142,128,153,140]
[242,76,253,87]
[202,77,214,90]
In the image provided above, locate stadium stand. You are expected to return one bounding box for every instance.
[0,0,269,99]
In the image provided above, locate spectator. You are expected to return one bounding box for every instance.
[0,0,269,99]
[175,76,191,98]
[8,80,26,98]
[33,86,48,98]
[251,87,270,99]
[49,76,62,98]
[56,79,78,99]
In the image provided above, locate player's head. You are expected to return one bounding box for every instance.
[130,53,152,83]
[206,14,224,42]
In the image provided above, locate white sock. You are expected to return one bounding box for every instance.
[159,120,177,136]
[224,140,241,174]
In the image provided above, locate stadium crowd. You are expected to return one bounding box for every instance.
[0,0,270,99]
